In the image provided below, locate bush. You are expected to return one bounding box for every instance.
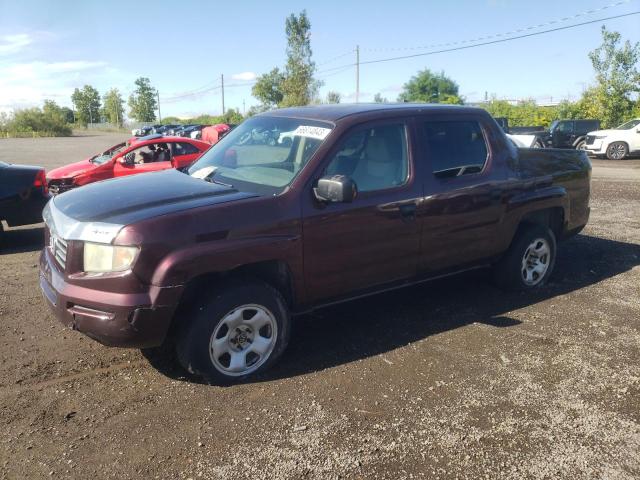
[0,105,72,137]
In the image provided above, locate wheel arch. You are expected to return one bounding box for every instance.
[517,207,565,239]
[572,136,587,148]
[167,259,296,339]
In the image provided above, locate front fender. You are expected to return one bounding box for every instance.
[149,234,303,289]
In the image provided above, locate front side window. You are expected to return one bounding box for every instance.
[324,123,408,192]
[557,121,573,133]
[188,116,332,194]
[422,120,488,178]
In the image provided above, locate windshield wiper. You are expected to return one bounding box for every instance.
[205,177,234,188]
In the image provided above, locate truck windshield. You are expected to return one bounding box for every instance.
[616,119,640,130]
[188,116,332,194]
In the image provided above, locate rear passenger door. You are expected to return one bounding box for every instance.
[416,116,507,273]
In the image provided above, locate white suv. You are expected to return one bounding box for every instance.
[583,119,640,159]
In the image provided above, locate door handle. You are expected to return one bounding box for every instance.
[399,203,417,222]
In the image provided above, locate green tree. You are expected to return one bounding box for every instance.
[71,85,101,126]
[373,93,388,103]
[325,91,341,104]
[252,68,285,109]
[102,88,125,126]
[60,107,74,124]
[587,26,640,128]
[280,11,320,107]
[128,77,158,122]
[398,69,463,104]
[222,108,244,124]
[2,106,71,136]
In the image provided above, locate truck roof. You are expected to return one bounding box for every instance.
[263,103,485,123]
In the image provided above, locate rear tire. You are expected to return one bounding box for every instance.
[606,142,628,160]
[493,224,557,291]
[176,280,291,385]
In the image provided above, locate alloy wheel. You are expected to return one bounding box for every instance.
[521,238,551,286]
[209,304,278,376]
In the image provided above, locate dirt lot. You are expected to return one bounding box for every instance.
[0,133,639,479]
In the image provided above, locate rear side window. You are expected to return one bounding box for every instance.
[174,142,200,155]
[422,120,488,178]
[575,120,599,132]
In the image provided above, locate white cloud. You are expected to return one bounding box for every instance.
[231,71,257,81]
[0,60,109,110]
[0,34,33,56]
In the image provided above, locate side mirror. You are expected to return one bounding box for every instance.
[314,175,357,203]
[120,152,135,166]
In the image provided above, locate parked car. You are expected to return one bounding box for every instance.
[506,134,538,148]
[493,117,546,148]
[583,118,640,159]
[153,124,181,135]
[494,118,600,150]
[46,135,211,194]
[200,124,231,144]
[0,162,49,244]
[545,119,601,150]
[39,104,591,384]
[179,125,203,138]
[132,125,162,137]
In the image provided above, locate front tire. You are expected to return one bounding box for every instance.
[176,280,291,385]
[493,224,557,291]
[606,142,628,160]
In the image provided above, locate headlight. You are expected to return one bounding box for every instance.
[83,242,139,273]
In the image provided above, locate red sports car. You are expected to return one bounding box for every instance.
[46,135,211,194]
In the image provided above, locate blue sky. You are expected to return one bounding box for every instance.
[1,0,639,118]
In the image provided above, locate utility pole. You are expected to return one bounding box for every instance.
[355,45,360,103]
[157,91,162,122]
[221,74,225,114]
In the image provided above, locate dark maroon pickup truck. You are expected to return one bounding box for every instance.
[39,104,591,384]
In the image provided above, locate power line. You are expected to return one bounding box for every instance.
[161,81,221,102]
[358,11,640,67]
[316,49,355,66]
[362,0,633,54]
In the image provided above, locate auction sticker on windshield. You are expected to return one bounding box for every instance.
[292,126,331,140]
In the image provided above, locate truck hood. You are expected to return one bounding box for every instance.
[47,158,99,180]
[47,169,258,242]
[587,129,619,137]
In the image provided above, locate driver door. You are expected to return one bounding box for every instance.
[302,119,422,303]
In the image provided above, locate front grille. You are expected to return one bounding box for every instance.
[585,135,595,145]
[48,182,75,196]
[50,232,68,270]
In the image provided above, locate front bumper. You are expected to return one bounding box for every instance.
[39,247,184,348]
[584,139,606,155]
[48,182,76,196]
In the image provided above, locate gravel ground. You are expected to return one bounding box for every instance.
[0,133,639,479]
